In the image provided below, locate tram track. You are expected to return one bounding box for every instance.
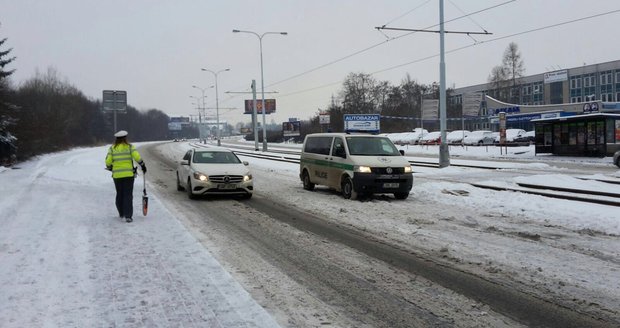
[196,142,620,207]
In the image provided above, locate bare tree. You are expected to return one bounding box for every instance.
[488,42,525,103]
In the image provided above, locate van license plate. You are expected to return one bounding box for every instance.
[218,184,237,190]
[383,182,399,188]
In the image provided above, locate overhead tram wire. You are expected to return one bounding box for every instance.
[265,0,516,90]
[277,8,620,99]
[213,1,515,108]
[381,0,434,28]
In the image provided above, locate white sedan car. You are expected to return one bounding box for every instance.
[176,148,253,199]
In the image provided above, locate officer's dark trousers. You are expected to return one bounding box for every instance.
[113,177,135,218]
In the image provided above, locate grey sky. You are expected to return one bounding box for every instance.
[2,0,620,127]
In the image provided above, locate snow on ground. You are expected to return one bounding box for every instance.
[212,138,620,320]
[1,140,619,326]
[0,146,279,327]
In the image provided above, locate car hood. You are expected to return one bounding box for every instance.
[191,163,250,175]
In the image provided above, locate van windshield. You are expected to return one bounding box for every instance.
[346,137,400,156]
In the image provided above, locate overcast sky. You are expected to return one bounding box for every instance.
[2,0,620,127]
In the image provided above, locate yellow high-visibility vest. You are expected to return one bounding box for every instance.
[105,143,143,179]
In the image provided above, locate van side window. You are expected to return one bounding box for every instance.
[304,136,333,155]
[332,138,346,157]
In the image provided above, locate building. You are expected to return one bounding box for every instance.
[450,60,620,132]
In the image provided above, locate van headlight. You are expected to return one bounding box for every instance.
[243,174,252,182]
[354,165,372,173]
[193,171,208,181]
[404,166,412,173]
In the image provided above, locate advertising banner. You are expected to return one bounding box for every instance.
[282,121,301,137]
[462,92,483,117]
[543,70,568,84]
[244,99,276,114]
[616,120,620,143]
[421,99,439,119]
[344,114,380,133]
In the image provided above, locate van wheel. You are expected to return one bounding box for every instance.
[176,172,185,191]
[302,170,315,191]
[187,178,196,200]
[394,192,409,200]
[341,177,358,200]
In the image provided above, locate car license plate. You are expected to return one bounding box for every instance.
[218,184,237,190]
[383,182,399,188]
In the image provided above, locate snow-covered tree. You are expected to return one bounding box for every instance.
[0,25,18,164]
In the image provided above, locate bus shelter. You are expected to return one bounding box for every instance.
[532,113,620,157]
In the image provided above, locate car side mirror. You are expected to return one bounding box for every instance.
[399,150,405,156]
[180,160,189,166]
[243,161,249,166]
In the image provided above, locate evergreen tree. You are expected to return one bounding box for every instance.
[0,25,18,164]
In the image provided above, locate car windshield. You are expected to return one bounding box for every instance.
[346,136,400,156]
[193,151,241,164]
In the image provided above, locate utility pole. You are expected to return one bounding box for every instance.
[375,2,491,168]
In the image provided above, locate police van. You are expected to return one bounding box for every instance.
[299,133,413,200]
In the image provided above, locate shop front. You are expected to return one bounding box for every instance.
[533,114,620,156]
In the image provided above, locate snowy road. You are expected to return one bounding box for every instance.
[1,141,618,327]
[146,141,619,327]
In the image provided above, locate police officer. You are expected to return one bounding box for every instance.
[105,130,146,222]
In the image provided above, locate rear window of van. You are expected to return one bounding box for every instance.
[304,136,332,155]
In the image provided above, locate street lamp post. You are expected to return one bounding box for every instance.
[201,68,230,146]
[192,85,209,140]
[233,29,287,151]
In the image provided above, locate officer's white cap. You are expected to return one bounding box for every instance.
[114,130,128,138]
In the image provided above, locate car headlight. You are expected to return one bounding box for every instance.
[354,165,372,173]
[193,171,208,181]
[404,165,412,173]
[243,174,252,182]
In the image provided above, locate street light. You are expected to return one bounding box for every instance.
[233,29,287,151]
[201,68,230,146]
[192,85,210,140]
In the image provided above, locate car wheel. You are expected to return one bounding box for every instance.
[394,192,409,200]
[302,170,315,191]
[615,157,620,168]
[187,178,196,200]
[176,172,184,191]
[341,177,358,200]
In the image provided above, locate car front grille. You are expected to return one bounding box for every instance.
[370,167,405,174]
[209,175,244,183]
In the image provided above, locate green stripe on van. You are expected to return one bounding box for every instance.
[300,158,355,170]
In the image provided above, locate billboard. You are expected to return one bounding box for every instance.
[421,99,439,119]
[282,121,301,137]
[344,114,380,133]
[244,99,276,114]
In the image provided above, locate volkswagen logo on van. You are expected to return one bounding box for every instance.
[386,167,393,174]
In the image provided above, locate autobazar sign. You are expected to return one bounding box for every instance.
[344,114,380,133]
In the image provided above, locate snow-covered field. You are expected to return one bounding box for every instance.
[1,140,618,326]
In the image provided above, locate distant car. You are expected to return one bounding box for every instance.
[446,130,470,144]
[420,131,442,145]
[176,148,253,199]
[513,130,535,144]
[614,150,620,168]
[173,138,179,142]
[392,128,429,145]
[495,129,527,144]
[463,130,495,145]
